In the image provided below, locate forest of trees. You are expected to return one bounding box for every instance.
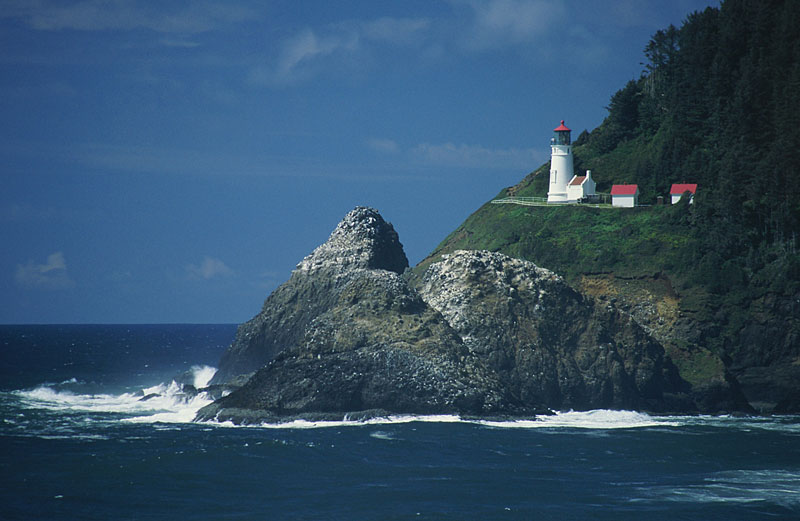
[428,0,800,406]
[576,0,800,309]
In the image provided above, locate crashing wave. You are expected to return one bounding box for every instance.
[204,410,679,430]
[15,365,218,424]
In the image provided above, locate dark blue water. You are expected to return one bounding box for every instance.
[1,324,235,392]
[1,325,799,520]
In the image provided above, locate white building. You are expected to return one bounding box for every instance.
[611,184,639,207]
[670,183,697,204]
[547,120,574,203]
[566,170,597,202]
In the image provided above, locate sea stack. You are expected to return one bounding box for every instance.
[200,207,513,423]
[209,206,410,385]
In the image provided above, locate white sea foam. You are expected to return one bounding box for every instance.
[15,365,218,424]
[633,469,800,507]
[14,369,795,434]
[206,410,676,430]
[191,365,217,388]
[477,410,680,430]
[671,414,800,433]
[244,414,464,430]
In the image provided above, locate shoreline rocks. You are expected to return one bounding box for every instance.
[198,207,750,424]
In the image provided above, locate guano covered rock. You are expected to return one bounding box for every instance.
[199,207,725,424]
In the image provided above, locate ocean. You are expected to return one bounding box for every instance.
[1,324,799,520]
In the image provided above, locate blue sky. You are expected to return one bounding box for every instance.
[1,0,718,324]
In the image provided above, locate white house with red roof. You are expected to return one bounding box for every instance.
[566,170,596,202]
[611,184,639,207]
[670,183,697,204]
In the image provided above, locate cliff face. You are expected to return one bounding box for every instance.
[417,250,682,412]
[199,266,513,423]
[199,207,736,424]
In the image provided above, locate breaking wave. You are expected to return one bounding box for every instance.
[12,372,799,434]
[476,409,680,429]
[209,410,679,430]
[13,365,218,424]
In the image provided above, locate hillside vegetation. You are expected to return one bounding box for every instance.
[419,0,800,412]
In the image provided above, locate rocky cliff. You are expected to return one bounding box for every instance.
[208,206,410,386]
[199,207,746,424]
[417,250,685,412]
[201,207,514,423]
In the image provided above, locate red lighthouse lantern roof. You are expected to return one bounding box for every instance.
[554,120,571,132]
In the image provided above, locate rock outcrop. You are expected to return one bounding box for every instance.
[209,206,410,386]
[200,208,517,423]
[417,250,686,412]
[199,207,734,424]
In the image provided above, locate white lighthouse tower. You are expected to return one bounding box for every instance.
[547,120,574,203]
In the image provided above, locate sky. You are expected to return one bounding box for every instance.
[1,0,719,324]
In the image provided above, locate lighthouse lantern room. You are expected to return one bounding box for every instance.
[547,120,574,203]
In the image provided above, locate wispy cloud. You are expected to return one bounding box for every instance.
[450,0,565,50]
[366,138,400,154]
[412,142,542,170]
[158,38,202,49]
[186,256,234,280]
[73,142,269,176]
[15,252,76,290]
[70,142,340,177]
[52,141,405,179]
[250,16,430,86]
[273,27,359,85]
[367,136,543,171]
[1,0,258,34]
[359,17,431,45]
[1,202,56,223]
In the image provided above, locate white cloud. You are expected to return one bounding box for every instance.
[366,138,400,154]
[15,252,76,290]
[360,17,431,45]
[365,136,544,170]
[158,38,202,48]
[280,28,359,83]
[250,17,430,86]
[249,27,356,85]
[187,256,234,280]
[412,142,543,170]
[452,0,566,49]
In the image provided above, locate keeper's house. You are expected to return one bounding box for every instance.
[670,183,697,204]
[611,184,639,208]
[566,170,597,203]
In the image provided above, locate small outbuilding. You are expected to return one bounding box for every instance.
[566,170,597,203]
[611,184,639,208]
[670,183,697,204]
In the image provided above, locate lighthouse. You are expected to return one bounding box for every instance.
[547,120,574,203]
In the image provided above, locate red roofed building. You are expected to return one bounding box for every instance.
[611,184,639,207]
[566,170,596,202]
[670,183,697,204]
